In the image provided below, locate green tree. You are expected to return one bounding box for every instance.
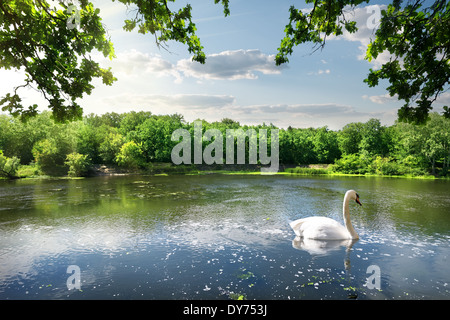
[65,152,90,177]
[0,0,116,122]
[312,127,340,163]
[0,112,54,164]
[331,153,369,174]
[0,150,20,179]
[98,130,125,164]
[338,122,364,155]
[32,121,78,175]
[420,113,450,174]
[282,128,317,165]
[390,113,450,175]
[116,141,146,169]
[32,139,61,175]
[365,0,450,123]
[275,0,449,123]
[0,0,231,122]
[360,119,388,157]
[119,111,153,138]
[135,115,185,162]
[3,1,447,124]
[76,121,103,164]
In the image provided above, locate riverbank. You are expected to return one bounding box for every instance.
[5,163,444,181]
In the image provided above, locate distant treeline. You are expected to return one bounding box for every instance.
[0,111,449,178]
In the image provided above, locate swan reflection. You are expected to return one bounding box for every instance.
[292,236,358,257]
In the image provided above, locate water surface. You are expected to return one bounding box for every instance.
[0,175,449,299]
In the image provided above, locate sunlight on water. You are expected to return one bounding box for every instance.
[0,175,449,299]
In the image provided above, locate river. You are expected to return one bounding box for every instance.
[0,174,449,299]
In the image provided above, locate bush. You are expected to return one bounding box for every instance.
[368,156,403,175]
[116,141,146,169]
[65,152,91,177]
[285,167,329,175]
[398,155,428,176]
[330,154,369,174]
[98,131,125,164]
[16,164,40,178]
[0,150,20,179]
[32,139,66,175]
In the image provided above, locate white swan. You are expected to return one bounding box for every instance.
[289,190,362,240]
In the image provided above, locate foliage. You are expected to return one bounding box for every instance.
[0,0,116,122]
[116,141,146,169]
[32,139,65,175]
[338,122,364,155]
[65,152,90,177]
[1,1,447,125]
[31,119,78,175]
[0,111,449,178]
[330,153,370,175]
[133,115,185,163]
[364,0,450,124]
[0,150,20,179]
[276,0,368,65]
[285,167,329,175]
[369,156,404,176]
[275,0,449,123]
[16,164,40,178]
[0,0,230,121]
[115,0,228,64]
[0,112,54,164]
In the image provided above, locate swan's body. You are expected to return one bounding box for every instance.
[290,190,361,240]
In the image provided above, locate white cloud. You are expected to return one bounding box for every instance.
[177,49,286,80]
[95,92,396,129]
[231,103,354,116]
[102,93,236,111]
[319,69,331,75]
[364,91,450,107]
[436,92,450,105]
[363,93,399,105]
[219,103,396,129]
[100,49,183,83]
[97,49,287,83]
[329,5,392,68]
[307,69,331,76]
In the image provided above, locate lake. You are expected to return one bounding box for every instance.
[0,174,449,300]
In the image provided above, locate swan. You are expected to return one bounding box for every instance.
[289,190,362,240]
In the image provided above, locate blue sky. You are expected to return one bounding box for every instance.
[1,0,448,129]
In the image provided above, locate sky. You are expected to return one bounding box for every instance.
[1,0,449,130]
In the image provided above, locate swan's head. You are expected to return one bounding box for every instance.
[347,190,362,206]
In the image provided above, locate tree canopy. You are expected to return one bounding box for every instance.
[1,111,449,178]
[275,0,450,124]
[0,0,448,123]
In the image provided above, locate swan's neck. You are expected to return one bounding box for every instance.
[343,195,359,239]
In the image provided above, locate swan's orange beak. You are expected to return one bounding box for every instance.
[355,197,362,206]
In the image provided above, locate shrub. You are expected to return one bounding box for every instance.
[65,152,91,177]
[0,150,20,179]
[16,164,40,178]
[32,139,69,175]
[116,141,146,169]
[330,154,369,174]
[368,156,402,175]
[98,131,125,164]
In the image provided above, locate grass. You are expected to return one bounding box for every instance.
[4,162,444,180]
[285,166,329,175]
[16,164,40,178]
